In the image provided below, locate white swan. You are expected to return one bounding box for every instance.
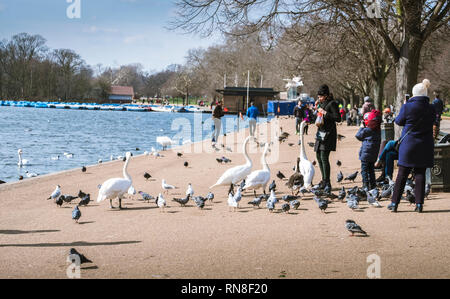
[243,143,271,196]
[210,136,253,193]
[97,152,134,209]
[157,136,173,151]
[17,149,30,167]
[299,121,315,188]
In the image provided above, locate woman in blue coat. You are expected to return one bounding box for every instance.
[388,79,436,213]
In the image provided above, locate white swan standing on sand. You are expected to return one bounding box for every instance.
[243,143,271,197]
[210,136,253,194]
[97,152,134,209]
[17,149,30,167]
[299,121,315,188]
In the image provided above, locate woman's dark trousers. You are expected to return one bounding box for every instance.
[316,150,331,184]
[391,166,426,205]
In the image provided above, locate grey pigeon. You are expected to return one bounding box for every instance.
[268,180,276,192]
[55,196,64,207]
[314,196,328,212]
[276,171,286,180]
[290,200,300,210]
[139,191,155,203]
[248,196,263,208]
[281,203,290,213]
[338,187,346,201]
[346,194,359,210]
[366,189,381,207]
[404,189,415,205]
[61,194,78,204]
[173,194,190,207]
[337,171,344,183]
[206,192,214,202]
[72,205,81,223]
[344,171,359,182]
[336,160,342,167]
[345,220,367,237]
[380,185,394,199]
[282,195,299,202]
[193,196,206,209]
[266,200,275,212]
[78,194,91,206]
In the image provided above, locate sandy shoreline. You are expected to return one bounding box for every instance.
[0,117,449,279]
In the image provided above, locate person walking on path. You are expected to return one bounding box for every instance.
[356,110,382,190]
[293,100,303,135]
[212,100,225,145]
[246,102,259,137]
[314,84,341,190]
[388,79,436,213]
[432,90,444,140]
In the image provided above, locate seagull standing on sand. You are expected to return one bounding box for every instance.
[227,192,238,212]
[157,193,166,212]
[162,179,176,194]
[25,171,38,178]
[47,185,61,201]
[186,183,194,197]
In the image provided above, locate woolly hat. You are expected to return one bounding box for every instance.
[364,96,373,103]
[364,109,381,130]
[412,79,431,97]
[317,84,330,96]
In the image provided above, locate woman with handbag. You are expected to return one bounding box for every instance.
[388,79,436,213]
[314,85,341,190]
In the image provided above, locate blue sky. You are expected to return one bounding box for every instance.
[0,0,220,72]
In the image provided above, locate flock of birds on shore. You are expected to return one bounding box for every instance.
[5,120,434,263]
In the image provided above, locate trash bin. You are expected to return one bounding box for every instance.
[431,143,450,192]
[381,123,394,142]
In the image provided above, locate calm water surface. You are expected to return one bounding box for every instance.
[0,106,267,182]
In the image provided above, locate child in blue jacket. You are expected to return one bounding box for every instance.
[355,110,381,190]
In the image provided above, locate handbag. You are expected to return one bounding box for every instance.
[393,117,424,152]
[315,112,324,127]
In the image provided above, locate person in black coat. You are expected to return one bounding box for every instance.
[388,79,436,213]
[314,85,341,190]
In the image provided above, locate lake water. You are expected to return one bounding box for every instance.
[0,106,268,182]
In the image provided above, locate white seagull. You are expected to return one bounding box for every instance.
[162,179,176,194]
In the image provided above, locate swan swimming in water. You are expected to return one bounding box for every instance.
[17,149,30,167]
[97,152,135,209]
[243,143,271,197]
[299,121,315,188]
[210,136,254,194]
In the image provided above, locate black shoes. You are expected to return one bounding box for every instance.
[387,202,398,213]
[415,204,424,213]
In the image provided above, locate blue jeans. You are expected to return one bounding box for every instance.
[361,161,376,189]
[378,140,398,179]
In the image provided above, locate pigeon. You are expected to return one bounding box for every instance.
[288,143,295,147]
[143,172,152,180]
[78,190,88,199]
[337,171,344,183]
[337,135,346,141]
[186,183,194,197]
[380,184,394,199]
[47,185,61,201]
[55,196,64,207]
[177,152,183,157]
[98,159,103,164]
[276,171,286,180]
[307,142,315,148]
[184,161,189,167]
[162,179,176,194]
[78,194,91,206]
[336,160,342,167]
[19,176,24,181]
[367,189,381,207]
[69,248,92,264]
[61,194,78,204]
[314,196,328,212]
[81,166,87,173]
[193,196,206,209]
[281,203,291,213]
[347,186,359,195]
[268,189,278,204]
[138,191,154,203]
[282,195,299,202]
[228,192,238,211]
[345,171,359,182]
[290,200,300,210]
[345,220,367,237]
[156,193,166,212]
[0,180,6,184]
[266,199,276,212]
[268,180,276,192]
[338,187,346,201]
[346,194,360,210]
[248,196,264,208]
[216,158,224,164]
[172,194,190,207]
[222,157,232,163]
[206,192,215,202]
[72,205,81,223]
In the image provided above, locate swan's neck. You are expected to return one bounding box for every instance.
[300,123,308,161]
[296,158,300,173]
[243,138,252,166]
[18,152,22,163]
[262,146,270,172]
[123,157,132,181]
